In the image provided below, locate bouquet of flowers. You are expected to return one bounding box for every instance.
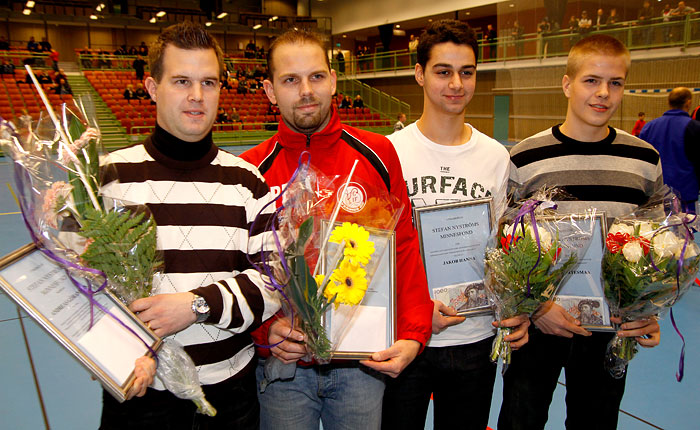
[481,189,595,372]
[252,154,402,363]
[1,67,215,414]
[602,189,699,380]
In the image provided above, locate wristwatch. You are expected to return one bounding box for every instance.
[191,294,210,323]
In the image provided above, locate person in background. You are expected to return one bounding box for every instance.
[632,111,646,136]
[393,112,406,132]
[640,87,700,213]
[133,55,147,81]
[0,35,10,50]
[134,82,149,100]
[353,94,365,109]
[340,94,353,109]
[638,1,655,46]
[39,37,51,52]
[123,83,136,100]
[596,8,607,31]
[486,23,498,60]
[578,11,592,36]
[408,34,419,65]
[49,48,59,72]
[216,106,230,123]
[26,36,39,52]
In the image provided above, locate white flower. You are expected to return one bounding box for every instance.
[652,231,681,259]
[622,241,644,263]
[502,223,524,238]
[636,222,655,239]
[674,241,699,260]
[526,224,552,249]
[609,223,634,236]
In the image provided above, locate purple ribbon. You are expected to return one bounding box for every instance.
[508,199,553,298]
[5,123,159,362]
[247,152,312,349]
[646,212,695,382]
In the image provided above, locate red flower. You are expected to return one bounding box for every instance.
[639,237,650,255]
[606,232,631,254]
[501,234,512,253]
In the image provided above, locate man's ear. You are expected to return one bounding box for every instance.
[562,74,571,98]
[415,63,425,87]
[262,79,277,105]
[144,77,158,102]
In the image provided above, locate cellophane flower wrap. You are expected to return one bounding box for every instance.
[0,88,215,415]
[602,188,699,381]
[251,154,402,363]
[480,188,595,372]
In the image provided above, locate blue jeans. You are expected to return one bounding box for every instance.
[100,368,259,430]
[498,328,626,430]
[382,336,497,430]
[256,359,385,430]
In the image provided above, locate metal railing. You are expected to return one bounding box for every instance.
[331,12,700,74]
[335,77,410,124]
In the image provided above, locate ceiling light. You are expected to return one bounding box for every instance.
[205,22,212,27]
[90,14,98,20]
[342,34,347,38]
[428,18,433,22]
[22,8,31,15]
[270,16,278,21]
[253,24,262,30]
[395,24,400,28]
[466,12,471,16]
[217,12,227,19]
[99,3,105,8]
[509,3,515,7]
[26,1,35,7]
[149,17,157,23]
[156,11,166,17]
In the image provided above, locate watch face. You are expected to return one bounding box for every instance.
[195,297,210,313]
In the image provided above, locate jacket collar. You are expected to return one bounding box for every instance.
[663,109,691,117]
[275,106,342,149]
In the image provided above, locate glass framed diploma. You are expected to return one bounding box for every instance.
[554,212,614,331]
[0,243,161,402]
[413,198,494,317]
[320,225,396,359]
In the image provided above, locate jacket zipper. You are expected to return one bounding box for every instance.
[306,134,311,148]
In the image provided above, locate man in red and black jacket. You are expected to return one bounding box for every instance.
[240,29,433,430]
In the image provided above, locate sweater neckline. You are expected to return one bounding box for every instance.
[145,123,217,169]
[552,124,616,145]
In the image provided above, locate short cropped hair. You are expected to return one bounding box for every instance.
[148,21,224,82]
[267,29,329,81]
[417,20,479,69]
[565,35,630,78]
[668,87,692,109]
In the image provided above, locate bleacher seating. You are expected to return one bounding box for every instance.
[0,69,72,121]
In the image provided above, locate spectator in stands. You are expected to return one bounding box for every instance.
[606,8,620,27]
[138,41,148,56]
[53,78,72,95]
[26,36,39,52]
[486,24,498,60]
[128,45,137,56]
[48,48,59,72]
[114,45,128,56]
[662,4,674,42]
[640,87,700,213]
[135,82,149,100]
[0,59,14,75]
[638,2,655,46]
[237,76,249,94]
[123,84,136,100]
[408,34,418,65]
[245,40,256,59]
[340,95,352,109]
[230,107,241,122]
[0,35,9,51]
[133,55,147,81]
[353,94,365,109]
[39,37,51,52]
[216,106,230,123]
[578,11,592,36]
[393,112,406,132]
[632,112,646,136]
[671,1,696,41]
[80,46,93,68]
[54,68,67,84]
[336,49,345,73]
[35,70,52,84]
[596,8,606,31]
[512,21,524,57]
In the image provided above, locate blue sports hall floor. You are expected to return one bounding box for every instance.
[1,149,699,429]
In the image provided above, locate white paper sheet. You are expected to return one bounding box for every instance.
[331,304,386,352]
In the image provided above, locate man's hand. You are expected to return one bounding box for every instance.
[360,339,420,378]
[125,356,156,400]
[269,317,307,364]
[432,299,466,334]
[611,316,660,348]
[532,301,591,338]
[493,313,530,349]
[129,292,196,337]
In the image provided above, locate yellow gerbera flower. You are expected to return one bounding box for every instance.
[329,222,375,265]
[324,259,368,307]
[314,274,326,288]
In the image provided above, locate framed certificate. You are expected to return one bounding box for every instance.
[554,212,614,331]
[0,243,161,402]
[413,199,494,317]
[320,225,396,359]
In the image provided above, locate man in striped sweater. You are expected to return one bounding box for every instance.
[99,22,279,429]
[500,35,663,430]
